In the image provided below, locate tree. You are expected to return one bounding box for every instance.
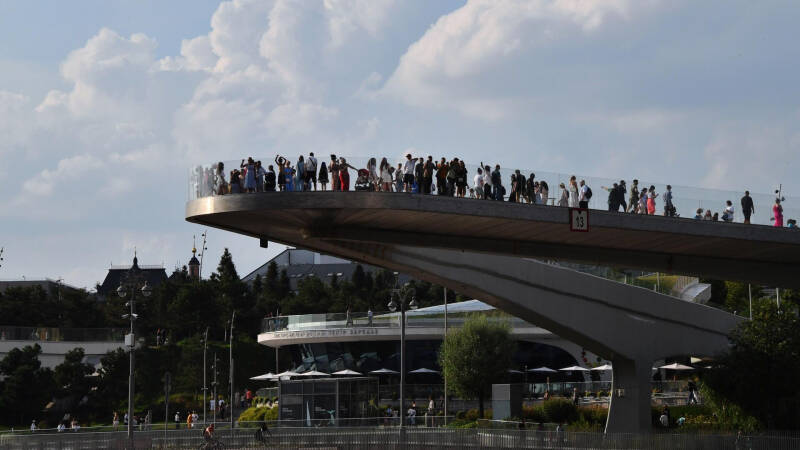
[438,314,516,419]
[702,300,800,429]
[0,344,55,425]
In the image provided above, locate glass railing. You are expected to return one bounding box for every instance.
[0,326,126,342]
[188,156,798,227]
[261,310,531,334]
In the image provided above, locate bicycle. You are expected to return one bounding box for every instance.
[198,437,226,450]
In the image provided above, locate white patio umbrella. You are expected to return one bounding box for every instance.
[559,365,590,372]
[249,372,276,381]
[297,370,330,377]
[276,370,300,379]
[528,367,557,373]
[409,368,440,374]
[658,363,694,371]
[369,368,399,375]
[332,369,362,376]
[507,369,524,374]
[591,364,613,371]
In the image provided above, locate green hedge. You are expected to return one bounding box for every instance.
[542,398,578,424]
[237,405,278,425]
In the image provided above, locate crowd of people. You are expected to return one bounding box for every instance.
[191,153,794,228]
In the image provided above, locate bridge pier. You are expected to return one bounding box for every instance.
[606,358,654,433]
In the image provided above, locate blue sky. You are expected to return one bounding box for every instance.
[1,0,799,288]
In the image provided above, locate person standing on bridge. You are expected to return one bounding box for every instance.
[379,158,392,192]
[403,154,419,192]
[558,183,568,207]
[492,165,503,200]
[422,156,435,195]
[329,155,340,191]
[617,180,627,212]
[627,179,639,213]
[647,185,658,215]
[773,198,784,227]
[663,185,675,217]
[741,191,755,224]
[578,180,590,209]
[568,176,579,207]
[602,183,619,211]
[473,167,484,199]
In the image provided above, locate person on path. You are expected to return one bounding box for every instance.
[318,162,329,191]
[647,185,658,215]
[578,180,590,209]
[473,168,484,199]
[568,177,579,207]
[602,183,619,211]
[329,155,340,191]
[306,152,318,190]
[639,188,649,215]
[663,185,675,217]
[403,154,419,192]
[338,157,356,191]
[773,198,784,227]
[491,165,503,200]
[722,200,735,222]
[628,179,639,213]
[558,183,569,207]
[741,191,755,224]
[617,180,627,212]
[395,163,403,192]
[241,157,256,193]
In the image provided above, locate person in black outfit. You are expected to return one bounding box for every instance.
[265,165,277,191]
[617,180,627,212]
[741,191,755,224]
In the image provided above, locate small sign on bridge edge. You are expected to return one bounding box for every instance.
[570,208,589,232]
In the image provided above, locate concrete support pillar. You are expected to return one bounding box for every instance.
[605,358,652,433]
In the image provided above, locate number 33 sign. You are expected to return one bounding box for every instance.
[570,208,589,232]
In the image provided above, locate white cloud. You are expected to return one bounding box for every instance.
[382,0,659,119]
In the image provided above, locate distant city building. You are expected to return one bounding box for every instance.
[0,278,81,296]
[96,254,167,301]
[242,249,411,292]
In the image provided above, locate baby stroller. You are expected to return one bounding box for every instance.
[354,169,374,191]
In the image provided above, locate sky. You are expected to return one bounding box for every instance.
[1,0,799,289]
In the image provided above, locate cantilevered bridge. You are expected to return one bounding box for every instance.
[185,192,798,432]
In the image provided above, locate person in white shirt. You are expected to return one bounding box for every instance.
[305,152,318,190]
[723,200,735,222]
[579,180,590,208]
[473,168,484,199]
[30,420,36,432]
[57,422,66,432]
[402,154,419,192]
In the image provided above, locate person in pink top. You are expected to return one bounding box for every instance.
[773,198,784,227]
[647,185,658,215]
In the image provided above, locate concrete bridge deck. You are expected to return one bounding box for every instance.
[186,192,800,288]
[185,192,748,433]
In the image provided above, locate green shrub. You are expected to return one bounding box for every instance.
[578,406,607,425]
[463,408,492,421]
[447,419,478,428]
[522,404,546,423]
[237,405,278,425]
[543,398,578,424]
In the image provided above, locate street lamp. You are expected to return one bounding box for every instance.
[117,271,152,446]
[388,281,417,430]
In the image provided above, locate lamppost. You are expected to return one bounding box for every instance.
[202,327,209,425]
[387,280,417,430]
[116,263,152,446]
[229,311,235,436]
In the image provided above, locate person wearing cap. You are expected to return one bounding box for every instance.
[403,154,419,192]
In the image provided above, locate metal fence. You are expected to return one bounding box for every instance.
[6,426,800,449]
[0,326,126,342]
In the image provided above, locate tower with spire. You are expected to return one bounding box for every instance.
[189,237,201,280]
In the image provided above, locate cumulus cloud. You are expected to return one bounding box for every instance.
[382,0,660,119]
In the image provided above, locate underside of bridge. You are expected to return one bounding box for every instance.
[186,192,753,432]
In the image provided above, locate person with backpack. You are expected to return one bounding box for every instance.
[579,180,591,209]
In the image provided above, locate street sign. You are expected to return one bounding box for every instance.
[570,208,589,232]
